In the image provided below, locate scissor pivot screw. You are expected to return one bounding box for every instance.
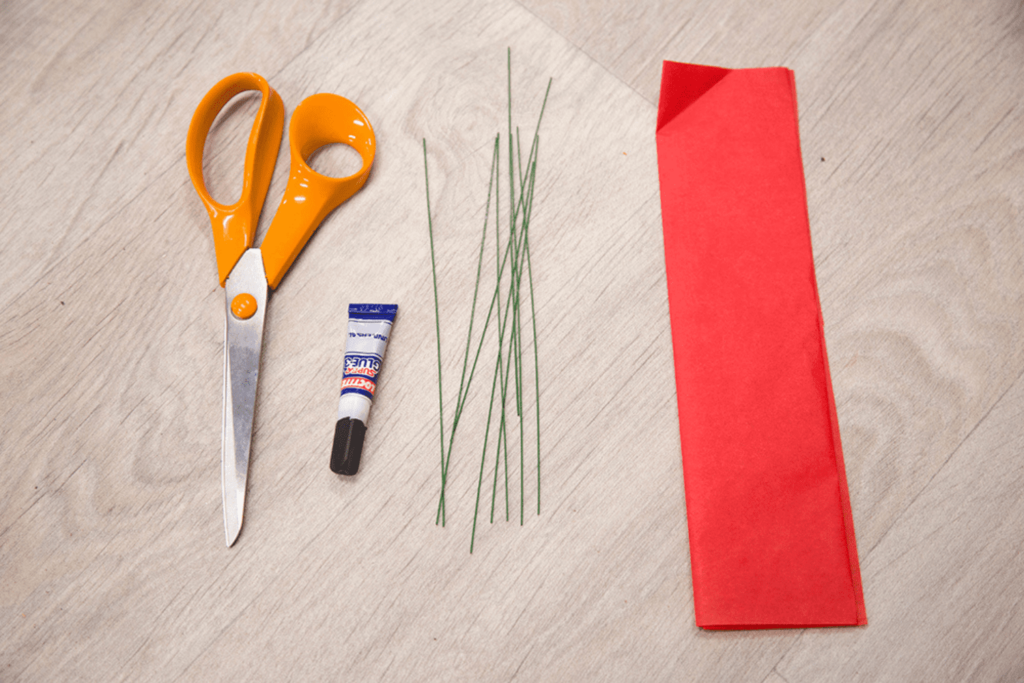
[231,293,258,320]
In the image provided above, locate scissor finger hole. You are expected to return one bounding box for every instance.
[306,143,366,179]
[203,91,262,205]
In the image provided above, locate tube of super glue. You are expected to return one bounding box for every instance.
[330,303,397,475]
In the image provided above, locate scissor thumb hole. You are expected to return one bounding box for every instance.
[288,93,376,189]
[305,143,366,180]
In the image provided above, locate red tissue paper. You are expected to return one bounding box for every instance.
[656,61,867,629]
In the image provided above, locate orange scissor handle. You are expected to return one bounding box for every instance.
[186,73,285,285]
[260,93,376,289]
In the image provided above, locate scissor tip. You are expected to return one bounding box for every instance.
[222,489,244,547]
[224,521,242,547]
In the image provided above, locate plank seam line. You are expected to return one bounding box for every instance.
[510,0,652,107]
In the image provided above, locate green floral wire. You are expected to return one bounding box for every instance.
[482,95,544,530]
[428,51,551,551]
[434,137,501,525]
[422,139,447,525]
[482,154,538,531]
[438,139,532,535]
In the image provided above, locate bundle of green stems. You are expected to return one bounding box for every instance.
[424,50,551,552]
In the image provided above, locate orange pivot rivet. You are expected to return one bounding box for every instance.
[231,293,258,319]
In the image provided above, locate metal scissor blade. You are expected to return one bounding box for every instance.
[221,249,269,547]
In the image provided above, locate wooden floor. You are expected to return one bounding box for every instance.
[2,0,1022,680]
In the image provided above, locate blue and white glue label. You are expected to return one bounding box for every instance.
[338,304,397,423]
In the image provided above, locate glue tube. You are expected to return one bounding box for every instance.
[330,303,397,475]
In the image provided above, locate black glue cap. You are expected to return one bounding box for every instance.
[330,418,367,475]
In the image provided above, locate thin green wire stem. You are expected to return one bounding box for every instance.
[515,157,540,525]
[423,140,448,526]
[492,271,519,522]
[487,244,522,523]
[511,128,527,524]
[521,149,541,516]
[507,48,516,230]
[471,330,504,553]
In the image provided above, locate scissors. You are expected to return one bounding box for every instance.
[186,73,376,546]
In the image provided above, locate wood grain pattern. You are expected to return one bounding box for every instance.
[1,0,1021,680]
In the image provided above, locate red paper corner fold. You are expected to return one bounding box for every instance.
[656,60,866,629]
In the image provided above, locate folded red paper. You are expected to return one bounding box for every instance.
[656,61,866,629]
